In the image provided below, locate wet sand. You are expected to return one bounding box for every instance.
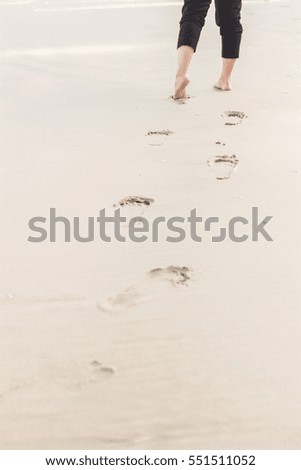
[0,0,301,449]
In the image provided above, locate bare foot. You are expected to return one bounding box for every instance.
[214,78,232,91]
[174,76,190,99]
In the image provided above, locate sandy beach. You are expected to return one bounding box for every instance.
[0,0,301,450]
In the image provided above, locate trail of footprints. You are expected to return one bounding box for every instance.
[102,108,246,310]
[1,108,247,396]
[211,110,246,179]
[145,110,246,179]
[98,107,246,311]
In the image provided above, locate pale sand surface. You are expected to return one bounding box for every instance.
[0,0,301,450]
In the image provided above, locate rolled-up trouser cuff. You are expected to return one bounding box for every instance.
[221,31,242,58]
[177,21,201,52]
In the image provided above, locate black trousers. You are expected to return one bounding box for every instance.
[177,0,243,58]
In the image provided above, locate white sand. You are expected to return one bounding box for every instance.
[0,0,301,450]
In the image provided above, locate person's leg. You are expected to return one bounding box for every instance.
[214,0,243,91]
[175,46,194,99]
[174,0,212,99]
[215,58,236,91]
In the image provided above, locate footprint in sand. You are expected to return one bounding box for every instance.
[222,110,247,126]
[98,286,144,312]
[112,196,155,227]
[97,266,193,313]
[90,360,115,382]
[149,265,192,286]
[207,154,239,180]
[114,196,155,208]
[169,95,194,106]
[146,129,174,146]
[0,292,14,301]
[215,141,226,146]
[0,382,24,399]
[51,361,116,391]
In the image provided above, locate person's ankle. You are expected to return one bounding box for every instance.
[219,75,230,83]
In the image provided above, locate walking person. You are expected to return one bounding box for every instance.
[174,0,243,98]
